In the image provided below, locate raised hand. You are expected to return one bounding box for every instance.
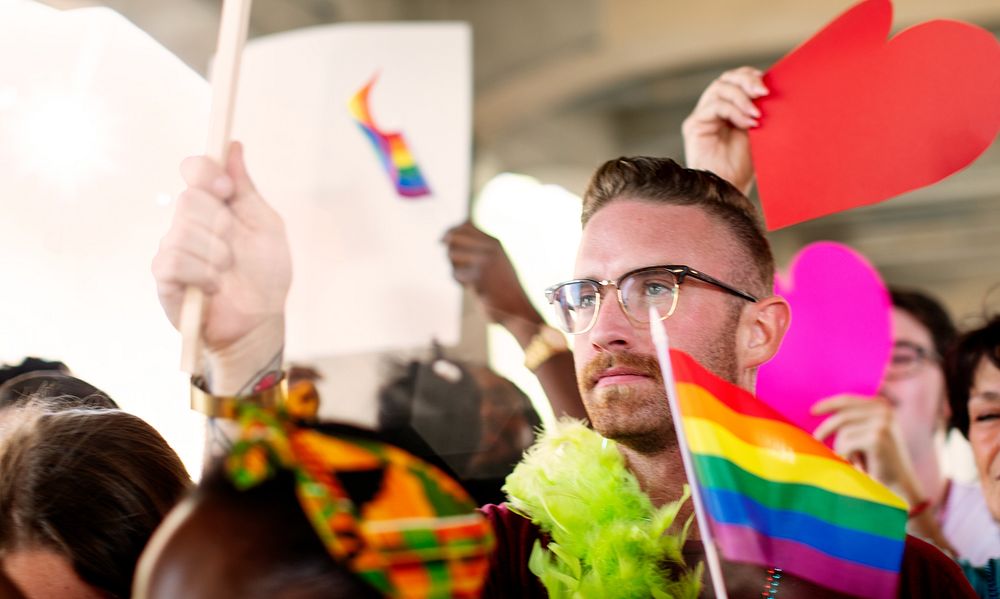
[442,220,587,420]
[682,66,768,195]
[152,142,291,392]
[442,220,542,332]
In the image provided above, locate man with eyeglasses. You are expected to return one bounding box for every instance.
[151,69,975,595]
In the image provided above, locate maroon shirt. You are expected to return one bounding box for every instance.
[480,503,977,598]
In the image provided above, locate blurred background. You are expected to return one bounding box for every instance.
[37,0,999,317]
[13,0,1000,477]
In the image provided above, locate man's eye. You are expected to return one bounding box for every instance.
[974,412,1000,423]
[643,281,672,297]
[560,286,597,312]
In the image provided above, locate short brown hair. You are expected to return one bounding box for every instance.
[581,157,774,295]
[0,408,190,598]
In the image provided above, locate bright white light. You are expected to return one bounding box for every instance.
[156,191,173,206]
[11,92,112,192]
[473,172,583,425]
[0,87,16,111]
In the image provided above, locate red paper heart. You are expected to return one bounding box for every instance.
[750,0,1000,230]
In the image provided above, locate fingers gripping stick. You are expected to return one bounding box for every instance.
[179,0,253,373]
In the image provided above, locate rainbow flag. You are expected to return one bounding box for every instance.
[348,74,431,198]
[670,349,908,599]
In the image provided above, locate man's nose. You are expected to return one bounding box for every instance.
[587,291,636,352]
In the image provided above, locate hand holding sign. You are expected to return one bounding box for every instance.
[153,143,291,394]
[750,0,1000,229]
[179,0,253,373]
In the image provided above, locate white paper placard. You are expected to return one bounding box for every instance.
[234,23,471,359]
[0,2,210,472]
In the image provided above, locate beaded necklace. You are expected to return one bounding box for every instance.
[761,567,783,597]
[987,560,999,599]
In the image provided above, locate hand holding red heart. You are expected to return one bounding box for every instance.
[750,0,1000,229]
[683,0,1000,230]
[682,66,768,197]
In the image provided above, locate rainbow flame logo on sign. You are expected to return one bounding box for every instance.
[348,74,431,198]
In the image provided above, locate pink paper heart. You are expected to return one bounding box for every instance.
[757,242,892,436]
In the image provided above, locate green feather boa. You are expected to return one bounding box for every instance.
[504,419,703,599]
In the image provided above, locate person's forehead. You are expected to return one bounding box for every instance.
[4,549,101,599]
[891,307,935,349]
[973,356,1000,392]
[574,200,732,278]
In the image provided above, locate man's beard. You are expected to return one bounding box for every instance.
[579,350,675,452]
[577,315,740,452]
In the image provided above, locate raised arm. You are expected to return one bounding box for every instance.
[443,221,586,420]
[152,142,291,396]
[681,66,768,195]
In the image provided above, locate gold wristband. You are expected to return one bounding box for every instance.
[190,375,287,419]
[523,324,569,372]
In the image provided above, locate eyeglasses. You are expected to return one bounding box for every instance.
[544,265,758,335]
[884,341,940,381]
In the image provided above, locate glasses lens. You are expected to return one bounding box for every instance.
[619,269,679,323]
[885,343,933,380]
[549,281,600,334]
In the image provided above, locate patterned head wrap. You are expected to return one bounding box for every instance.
[226,404,494,598]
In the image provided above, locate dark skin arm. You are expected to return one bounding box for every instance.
[442,221,587,420]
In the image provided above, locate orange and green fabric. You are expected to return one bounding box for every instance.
[226,404,494,599]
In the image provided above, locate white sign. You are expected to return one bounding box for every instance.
[0,2,210,472]
[235,23,471,359]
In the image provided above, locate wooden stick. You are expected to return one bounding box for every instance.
[179,0,253,373]
[649,307,729,599]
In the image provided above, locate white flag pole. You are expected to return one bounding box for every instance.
[179,0,253,373]
[648,306,728,599]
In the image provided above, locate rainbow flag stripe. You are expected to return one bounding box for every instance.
[670,349,907,599]
[348,74,431,198]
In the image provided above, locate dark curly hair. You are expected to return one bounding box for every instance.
[946,315,1000,438]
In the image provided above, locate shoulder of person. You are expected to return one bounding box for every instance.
[899,535,977,598]
[957,558,999,598]
[478,503,547,599]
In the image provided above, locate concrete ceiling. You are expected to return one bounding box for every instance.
[36,0,1000,320]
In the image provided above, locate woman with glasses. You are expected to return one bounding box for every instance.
[811,290,1000,564]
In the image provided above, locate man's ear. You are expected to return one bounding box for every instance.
[737,295,791,370]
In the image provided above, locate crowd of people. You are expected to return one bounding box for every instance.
[0,63,998,598]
